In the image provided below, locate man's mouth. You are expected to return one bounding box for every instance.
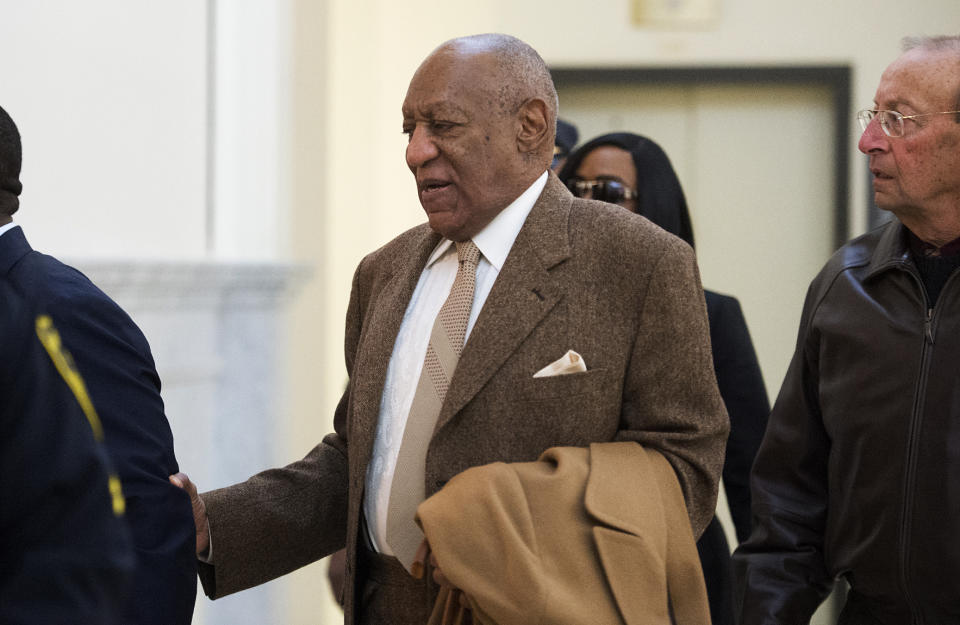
[418,178,455,209]
[868,158,891,178]
[420,180,451,194]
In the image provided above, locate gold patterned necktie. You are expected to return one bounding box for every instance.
[386,240,481,571]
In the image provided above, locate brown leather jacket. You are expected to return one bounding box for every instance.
[734,220,960,625]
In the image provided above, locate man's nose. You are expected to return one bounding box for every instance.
[406,125,439,170]
[858,116,889,155]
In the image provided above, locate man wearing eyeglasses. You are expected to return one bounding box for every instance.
[173,33,728,624]
[734,35,960,625]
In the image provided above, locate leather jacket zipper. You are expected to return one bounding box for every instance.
[906,269,960,623]
[898,267,932,625]
[897,263,960,624]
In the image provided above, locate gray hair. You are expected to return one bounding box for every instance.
[902,34,960,54]
[901,35,960,117]
[441,34,559,138]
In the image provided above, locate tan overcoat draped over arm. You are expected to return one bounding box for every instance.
[417,442,711,625]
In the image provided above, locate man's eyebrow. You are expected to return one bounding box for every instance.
[879,96,917,112]
[405,101,469,119]
[430,103,467,116]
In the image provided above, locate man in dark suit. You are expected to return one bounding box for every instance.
[0,105,197,625]
[1,279,135,624]
[174,33,728,624]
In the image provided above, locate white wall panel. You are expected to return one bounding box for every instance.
[0,1,208,258]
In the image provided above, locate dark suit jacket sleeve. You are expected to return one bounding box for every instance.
[705,292,769,542]
[49,280,197,625]
[1,293,135,624]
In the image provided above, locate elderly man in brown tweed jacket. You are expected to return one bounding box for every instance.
[172,33,727,625]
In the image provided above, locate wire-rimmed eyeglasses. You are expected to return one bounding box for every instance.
[857,108,960,138]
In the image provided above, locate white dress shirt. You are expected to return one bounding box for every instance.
[363,171,548,554]
[0,221,18,239]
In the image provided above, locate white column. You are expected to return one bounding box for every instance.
[211,0,294,261]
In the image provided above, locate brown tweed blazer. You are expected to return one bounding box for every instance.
[198,173,728,623]
[417,442,711,625]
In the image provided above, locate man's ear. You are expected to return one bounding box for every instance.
[516,98,551,155]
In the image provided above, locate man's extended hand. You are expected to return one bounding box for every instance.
[412,538,473,625]
[169,472,210,556]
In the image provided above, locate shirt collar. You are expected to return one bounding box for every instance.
[426,171,548,269]
[906,226,960,258]
[0,222,18,239]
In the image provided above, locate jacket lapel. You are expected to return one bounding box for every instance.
[350,226,441,461]
[586,443,670,625]
[585,442,710,625]
[437,174,572,430]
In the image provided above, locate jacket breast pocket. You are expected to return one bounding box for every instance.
[515,366,610,401]
[480,368,620,454]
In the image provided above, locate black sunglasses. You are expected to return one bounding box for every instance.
[566,178,638,205]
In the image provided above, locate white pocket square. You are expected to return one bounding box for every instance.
[533,350,587,378]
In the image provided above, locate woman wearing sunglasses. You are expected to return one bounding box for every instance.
[559,132,770,625]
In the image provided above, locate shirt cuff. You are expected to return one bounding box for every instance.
[197,520,214,563]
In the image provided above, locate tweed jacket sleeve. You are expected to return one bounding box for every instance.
[607,226,728,535]
[196,224,434,602]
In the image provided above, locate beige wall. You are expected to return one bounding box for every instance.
[1,0,209,258]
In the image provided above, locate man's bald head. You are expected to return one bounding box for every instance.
[0,105,22,219]
[431,34,558,165]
